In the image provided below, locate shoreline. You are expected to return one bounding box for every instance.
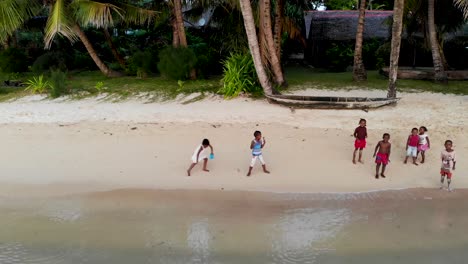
[0,90,466,196]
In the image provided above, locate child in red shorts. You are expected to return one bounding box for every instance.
[373,133,391,179]
[440,140,456,192]
[353,119,367,164]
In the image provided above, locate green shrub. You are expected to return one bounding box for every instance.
[325,42,354,72]
[158,46,197,80]
[219,53,261,98]
[0,48,29,73]
[375,42,391,70]
[31,51,69,74]
[49,70,68,98]
[25,75,51,94]
[127,50,156,77]
[72,51,96,70]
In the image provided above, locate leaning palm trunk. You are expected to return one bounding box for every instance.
[387,0,405,99]
[103,28,126,70]
[239,0,274,95]
[352,0,367,82]
[428,0,447,82]
[73,24,121,77]
[260,0,285,87]
[273,0,284,61]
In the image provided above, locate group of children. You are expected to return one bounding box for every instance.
[187,131,270,177]
[353,119,457,191]
[186,119,457,192]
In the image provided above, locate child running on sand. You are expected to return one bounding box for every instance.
[353,119,367,164]
[404,128,420,165]
[373,133,391,179]
[187,139,214,176]
[440,140,456,192]
[417,126,430,163]
[247,131,270,177]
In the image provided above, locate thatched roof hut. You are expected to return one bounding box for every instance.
[304,11,393,40]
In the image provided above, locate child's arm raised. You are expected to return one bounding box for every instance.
[373,141,380,157]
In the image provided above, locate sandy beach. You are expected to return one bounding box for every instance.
[0,89,466,196]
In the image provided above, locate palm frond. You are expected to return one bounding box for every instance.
[44,0,78,49]
[119,3,159,26]
[72,0,123,28]
[453,0,468,19]
[0,0,40,42]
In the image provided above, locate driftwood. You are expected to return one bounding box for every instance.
[266,94,400,109]
[380,68,468,80]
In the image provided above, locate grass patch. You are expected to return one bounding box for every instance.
[0,67,467,102]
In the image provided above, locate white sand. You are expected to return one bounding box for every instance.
[0,90,466,196]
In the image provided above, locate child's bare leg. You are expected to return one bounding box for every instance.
[404,156,408,164]
[262,164,270,174]
[447,178,452,192]
[358,149,364,163]
[375,164,381,179]
[381,164,387,178]
[202,158,209,172]
[421,152,425,163]
[187,163,196,176]
[352,149,358,164]
[440,176,445,189]
[412,157,418,166]
[247,167,253,177]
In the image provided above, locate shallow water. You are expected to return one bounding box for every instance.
[1,189,467,264]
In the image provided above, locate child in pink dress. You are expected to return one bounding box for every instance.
[417,126,430,163]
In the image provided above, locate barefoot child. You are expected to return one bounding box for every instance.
[404,128,419,165]
[187,139,214,176]
[417,126,430,163]
[247,131,270,176]
[373,133,391,179]
[440,140,456,192]
[353,119,367,164]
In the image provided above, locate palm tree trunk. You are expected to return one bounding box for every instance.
[428,0,447,82]
[73,24,121,77]
[387,0,405,99]
[172,18,180,47]
[437,38,449,70]
[173,0,187,47]
[273,0,284,61]
[103,28,126,70]
[261,0,285,87]
[353,0,367,82]
[239,0,274,95]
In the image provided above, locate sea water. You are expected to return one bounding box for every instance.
[0,189,467,264]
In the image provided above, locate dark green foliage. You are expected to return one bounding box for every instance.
[31,51,70,74]
[0,48,28,73]
[157,46,197,80]
[325,42,354,71]
[220,53,261,98]
[363,39,386,70]
[72,51,96,71]
[128,50,157,77]
[375,42,391,69]
[49,70,68,98]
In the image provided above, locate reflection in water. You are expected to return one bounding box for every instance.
[271,208,350,264]
[1,189,468,264]
[187,219,212,263]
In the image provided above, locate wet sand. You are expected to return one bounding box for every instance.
[1,188,468,264]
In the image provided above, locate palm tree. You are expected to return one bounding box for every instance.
[0,0,39,44]
[239,0,274,95]
[353,0,367,81]
[454,0,468,18]
[428,0,447,82]
[387,0,405,98]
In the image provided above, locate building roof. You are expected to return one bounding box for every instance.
[304,10,393,40]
